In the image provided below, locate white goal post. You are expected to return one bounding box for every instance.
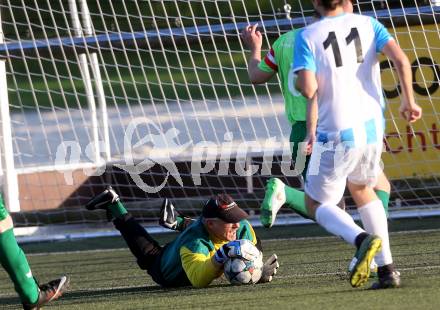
[0,0,439,240]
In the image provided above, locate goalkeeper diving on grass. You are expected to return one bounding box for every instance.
[85,188,279,287]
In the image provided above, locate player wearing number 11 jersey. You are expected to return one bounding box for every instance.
[295,9,389,136]
[293,0,421,289]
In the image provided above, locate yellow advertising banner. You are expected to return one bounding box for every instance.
[381,24,440,179]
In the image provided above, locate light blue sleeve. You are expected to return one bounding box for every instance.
[370,17,393,52]
[293,30,316,73]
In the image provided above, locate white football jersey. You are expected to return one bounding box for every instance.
[293,13,393,147]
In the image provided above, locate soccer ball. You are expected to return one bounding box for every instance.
[223,242,263,285]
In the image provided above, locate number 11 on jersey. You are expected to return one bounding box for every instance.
[323,27,364,67]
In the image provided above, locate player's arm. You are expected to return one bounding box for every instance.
[292,30,317,99]
[381,40,421,122]
[181,237,262,288]
[180,246,223,288]
[304,93,318,155]
[241,24,276,84]
[296,70,317,100]
[372,17,421,122]
[306,94,318,137]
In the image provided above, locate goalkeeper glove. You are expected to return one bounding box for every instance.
[258,254,279,283]
[214,240,260,264]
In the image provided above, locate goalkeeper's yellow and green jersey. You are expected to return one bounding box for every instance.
[159,218,257,288]
[258,28,307,123]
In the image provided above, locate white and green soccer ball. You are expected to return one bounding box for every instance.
[223,241,264,285]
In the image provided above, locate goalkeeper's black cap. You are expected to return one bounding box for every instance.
[202,194,248,223]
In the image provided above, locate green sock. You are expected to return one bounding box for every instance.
[284,185,311,219]
[109,200,128,219]
[375,190,390,217]
[0,228,39,304]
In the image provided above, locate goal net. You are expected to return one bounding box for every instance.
[0,0,439,240]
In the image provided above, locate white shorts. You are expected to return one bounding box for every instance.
[305,142,383,205]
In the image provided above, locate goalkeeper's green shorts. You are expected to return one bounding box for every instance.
[289,121,311,181]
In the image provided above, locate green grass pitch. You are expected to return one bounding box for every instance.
[0,217,439,309]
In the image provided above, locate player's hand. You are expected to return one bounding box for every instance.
[214,240,260,264]
[302,133,316,155]
[258,254,279,283]
[399,102,422,123]
[240,23,263,51]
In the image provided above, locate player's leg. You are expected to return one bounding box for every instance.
[305,194,381,288]
[85,187,163,275]
[85,186,126,220]
[348,182,400,288]
[368,172,391,277]
[159,198,195,232]
[22,276,69,310]
[114,214,162,271]
[290,121,311,182]
[260,122,345,227]
[0,214,39,305]
[260,178,307,228]
[347,145,399,288]
[286,121,310,218]
[374,171,391,217]
[0,195,69,308]
[260,121,310,227]
[305,146,381,288]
